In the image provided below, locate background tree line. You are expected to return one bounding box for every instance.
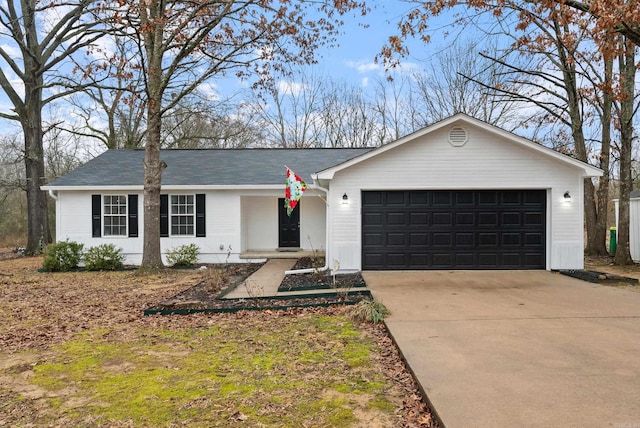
[0,0,638,266]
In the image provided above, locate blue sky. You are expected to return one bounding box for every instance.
[0,1,476,140]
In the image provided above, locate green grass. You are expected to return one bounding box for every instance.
[19,315,397,427]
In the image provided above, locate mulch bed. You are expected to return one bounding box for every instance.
[145,260,372,315]
[278,257,366,292]
[559,269,639,284]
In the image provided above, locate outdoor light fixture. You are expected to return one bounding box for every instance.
[342,193,349,205]
[564,191,571,202]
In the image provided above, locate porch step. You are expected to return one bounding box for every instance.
[239,250,325,260]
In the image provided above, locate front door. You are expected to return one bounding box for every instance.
[278,198,300,248]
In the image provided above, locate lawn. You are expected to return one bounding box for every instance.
[0,252,434,427]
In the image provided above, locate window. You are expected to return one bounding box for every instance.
[171,194,194,236]
[103,195,127,236]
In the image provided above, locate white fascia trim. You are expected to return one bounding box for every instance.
[315,113,603,180]
[41,184,328,192]
[41,185,142,191]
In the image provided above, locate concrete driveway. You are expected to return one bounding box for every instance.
[363,270,640,428]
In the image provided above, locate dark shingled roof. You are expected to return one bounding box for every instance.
[45,148,373,187]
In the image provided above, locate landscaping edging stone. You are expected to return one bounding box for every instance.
[144,289,372,315]
[558,269,638,284]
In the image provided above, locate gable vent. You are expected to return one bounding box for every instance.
[448,126,468,147]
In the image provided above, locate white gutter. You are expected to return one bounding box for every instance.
[47,189,58,200]
[285,181,330,276]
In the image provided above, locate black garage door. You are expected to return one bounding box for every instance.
[362,190,546,270]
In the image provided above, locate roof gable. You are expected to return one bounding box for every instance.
[315,114,603,180]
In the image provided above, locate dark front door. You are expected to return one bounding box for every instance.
[279,198,300,248]
[362,190,546,270]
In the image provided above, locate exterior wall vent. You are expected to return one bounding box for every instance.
[448,126,468,147]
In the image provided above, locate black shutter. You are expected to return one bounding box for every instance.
[160,194,169,237]
[92,194,101,237]
[196,193,206,237]
[128,194,138,237]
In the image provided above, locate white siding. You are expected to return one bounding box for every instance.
[242,196,278,250]
[54,189,326,265]
[300,196,326,252]
[327,124,586,271]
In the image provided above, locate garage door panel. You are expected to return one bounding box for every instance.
[524,253,545,267]
[410,212,428,225]
[409,191,429,205]
[456,191,475,205]
[502,212,521,226]
[363,232,383,246]
[387,192,406,205]
[363,253,383,269]
[362,191,383,205]
[387,212,406,225]
[433,192,452,205]
[433,212,452,225]
[409,254,429,267]
[525,212,544,225]
[502,233,521,246]
[432,253,452,268]
[525,233,544,245]
[363,212,383,226]
[433,233,452,246]
[455,212,474,225]
[478,253,498,266]
[387,233,406,246]
[387,253,407,267]
[362,190,546,270]
[478,212,498,226]
[410,233,428,246]
[455,253,475,267]
[455,233,475,247]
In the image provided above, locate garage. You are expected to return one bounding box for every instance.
[362,190,546,270]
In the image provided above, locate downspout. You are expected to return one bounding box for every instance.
[48,189,58,200]
[285,179,330,275]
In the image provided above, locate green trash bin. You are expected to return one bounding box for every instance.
[609,227,617,255]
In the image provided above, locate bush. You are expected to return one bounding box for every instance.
[42,241,84,272]
[349,299,389,324]
[166,244,200,267]
[84,244,125,271]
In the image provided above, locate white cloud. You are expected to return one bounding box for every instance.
[277,80,307,96]
[345,60,380,74]
[361,77,369,87]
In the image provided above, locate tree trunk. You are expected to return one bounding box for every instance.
[594,55,613,256]
[23,78,51,254]
[613,40,635,265]
[140,10,166,270]
[140,99,165,269]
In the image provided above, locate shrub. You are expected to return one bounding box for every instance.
[349,299,389,324]
[166,244,200,267]
[84,244,125,271]
[42,241,84,272]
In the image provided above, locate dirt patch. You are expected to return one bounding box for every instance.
[0,255,437,427]
[279,257,366,292]
[584,255,640,291]
[146,259,372,314]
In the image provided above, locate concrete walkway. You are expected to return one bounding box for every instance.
[364,270,640,428]
[222,259,353,299]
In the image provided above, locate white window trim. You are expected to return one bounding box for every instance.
[103,194,128,237]
[169,194,196,237]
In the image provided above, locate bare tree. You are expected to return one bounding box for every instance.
[413,40,522,129]
[108,0,367,269]
[318,80,379,147]
[162,93,263,149]
[0,0,104,253]
[613,38,637,265]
